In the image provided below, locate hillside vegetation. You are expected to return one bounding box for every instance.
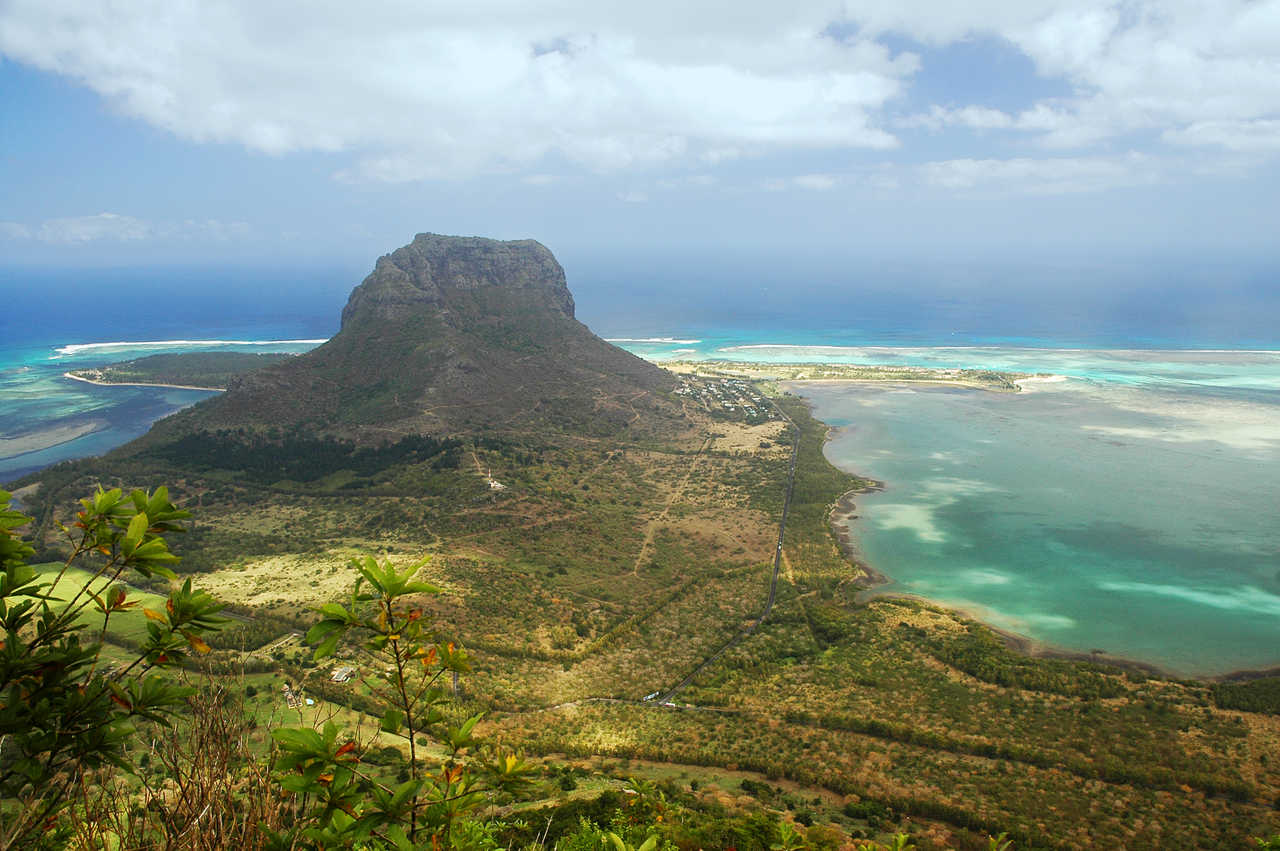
[67,351,293,389]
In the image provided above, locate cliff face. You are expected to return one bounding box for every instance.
[340,234,575,327]
[136,234,678,444]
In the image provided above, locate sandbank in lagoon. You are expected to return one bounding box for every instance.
[0,419,109,459]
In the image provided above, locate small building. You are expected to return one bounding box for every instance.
[330,665,356,683]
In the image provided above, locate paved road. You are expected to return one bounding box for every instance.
[655,397,800,703]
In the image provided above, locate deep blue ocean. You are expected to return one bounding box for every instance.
[3,259,1278,674]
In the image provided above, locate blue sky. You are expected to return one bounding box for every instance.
[1,1,1278,274]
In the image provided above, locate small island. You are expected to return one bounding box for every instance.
[65,351,295,391]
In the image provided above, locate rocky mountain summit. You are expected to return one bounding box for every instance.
[137,234,680,445]
[340,234,575,326]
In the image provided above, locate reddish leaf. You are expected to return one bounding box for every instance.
[182,631,212,654]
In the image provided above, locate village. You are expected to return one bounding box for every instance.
[674,376,776,424]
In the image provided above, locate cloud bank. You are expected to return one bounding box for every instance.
[1,1,1277,186]
[0,213,251,244]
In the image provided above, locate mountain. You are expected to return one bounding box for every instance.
[137,234,681,445]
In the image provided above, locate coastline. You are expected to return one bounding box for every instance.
[798,376,1025,394]
[868,589,1170,678]
[810,403,1278,683]
[63,372,226,392]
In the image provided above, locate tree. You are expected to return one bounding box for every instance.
[0,486,226,850]
[270,555,533,848]
[771,820,807,851]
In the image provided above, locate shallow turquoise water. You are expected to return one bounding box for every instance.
[0,338,321,481]
[795,367,1280,677]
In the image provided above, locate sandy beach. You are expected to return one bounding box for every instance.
[63,371,226,392]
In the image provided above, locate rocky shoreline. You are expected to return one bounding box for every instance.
[827,480,887,590]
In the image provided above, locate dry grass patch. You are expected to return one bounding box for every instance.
[710,420,789,455]
[201,551,363,608]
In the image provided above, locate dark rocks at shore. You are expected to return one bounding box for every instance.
[827,481,887,589]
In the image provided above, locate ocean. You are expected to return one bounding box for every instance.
[3,261,1278,676]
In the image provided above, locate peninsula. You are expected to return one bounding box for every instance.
[662,359,1034,391]
[65,351,294,391]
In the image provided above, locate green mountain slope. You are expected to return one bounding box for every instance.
[132,234,680,447]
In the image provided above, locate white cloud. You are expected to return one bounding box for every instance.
[977,3,1279,151]
[0,222,32,240]
[1164,120,1280,152]
[919,153,1164,195]
[37,213,150,244]
[899,105,1017,132]
[880,3,1280,158]
[0,1,1276,185]
[0,1,914,181]
[762,173,843,192]
[0,213,251,244]
[160,219,253,241]
[792,173,839,191]
[656,174,717,189]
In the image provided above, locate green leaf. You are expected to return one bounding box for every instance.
[380,708,404,734]
[384,824,413,851]
[305,619,344,643]
[389,778,421,808]
[272,727,325,753]
[314,634,340,660]
[318,602,350,619]
[122,511,148,555]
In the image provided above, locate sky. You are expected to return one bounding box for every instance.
[1,1,1278,299]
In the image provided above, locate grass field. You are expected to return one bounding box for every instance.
[34,561,171,647]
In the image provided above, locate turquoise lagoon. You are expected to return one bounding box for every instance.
[5,327,1279,676]
[0,338,322,481]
